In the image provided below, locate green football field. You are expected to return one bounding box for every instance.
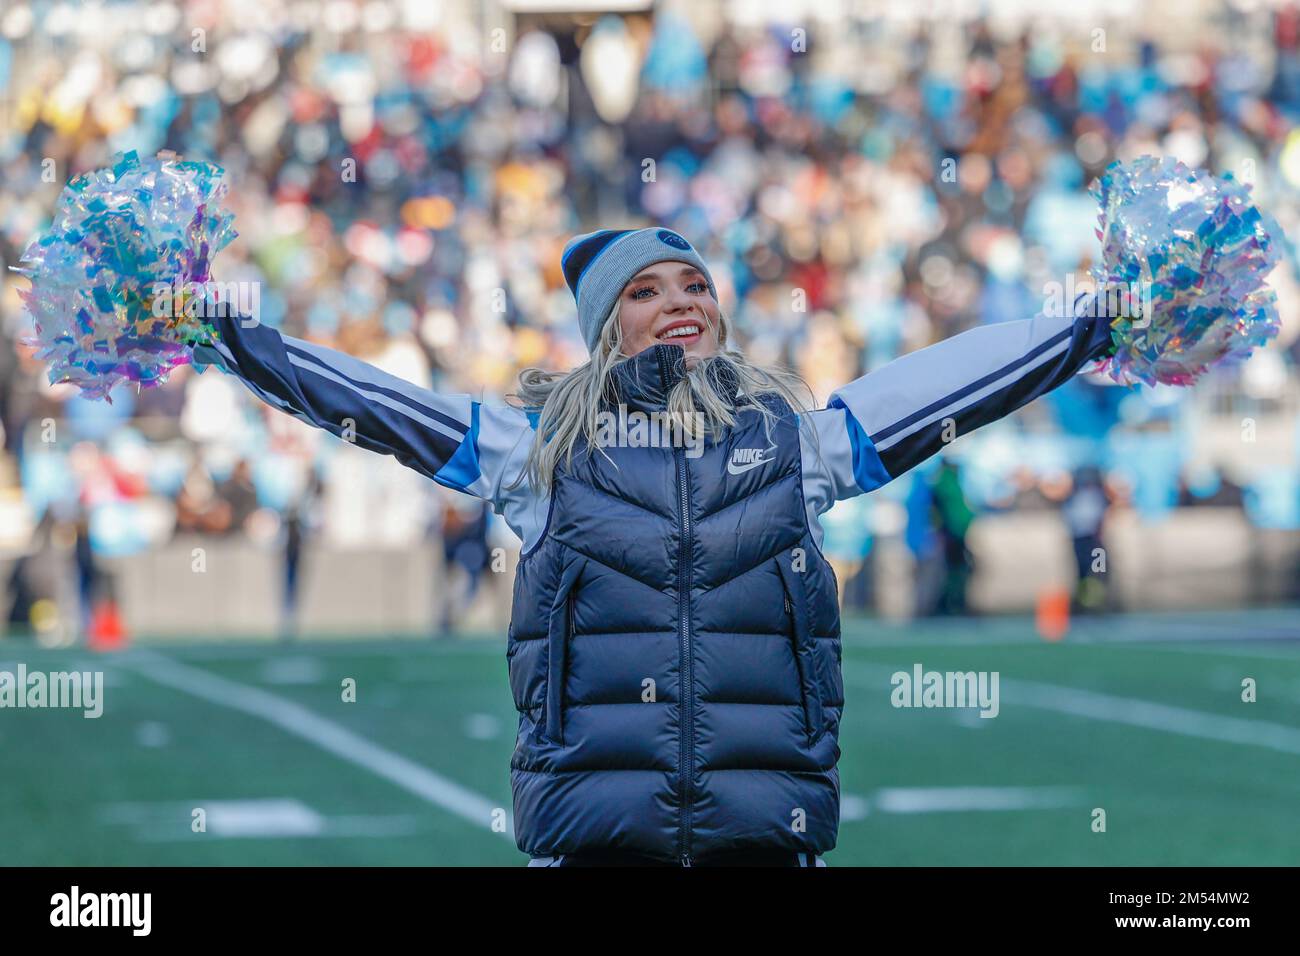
[3,607,1298,866]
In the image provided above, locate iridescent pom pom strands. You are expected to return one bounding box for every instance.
[14,150,236,400]
[1090,155,1282,388]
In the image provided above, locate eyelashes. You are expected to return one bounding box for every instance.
[628,282,709,300]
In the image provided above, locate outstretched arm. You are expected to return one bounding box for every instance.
[802,294,1114,509]
[192,304,531,504]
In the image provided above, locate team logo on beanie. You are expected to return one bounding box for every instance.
[657,230,691,250]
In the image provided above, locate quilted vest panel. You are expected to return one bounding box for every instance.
[506,344,844,863]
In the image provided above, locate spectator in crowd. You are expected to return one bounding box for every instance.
[1177,463,1248,509]
[174,461,232,536]
[217,459,260,536]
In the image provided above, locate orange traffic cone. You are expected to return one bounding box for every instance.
[88,599,128,652]
[1035,587,1070,642]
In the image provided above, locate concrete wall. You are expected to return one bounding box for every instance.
[965,509,1300,612]
[4,508,1297,639]
[108,539,445,637]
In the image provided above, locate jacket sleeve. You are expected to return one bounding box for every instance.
[800,293,1115,511]
[191,304,532,506]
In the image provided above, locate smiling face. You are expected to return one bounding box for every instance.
[616,261,721,361]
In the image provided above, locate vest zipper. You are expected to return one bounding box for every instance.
[674,445,695,867]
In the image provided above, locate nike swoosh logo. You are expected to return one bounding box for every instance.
[727,455,774,476]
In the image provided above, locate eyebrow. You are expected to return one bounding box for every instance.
[629,265,704,284]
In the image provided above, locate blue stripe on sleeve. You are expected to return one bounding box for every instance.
[828,397,891,493]
[435,401,482,493]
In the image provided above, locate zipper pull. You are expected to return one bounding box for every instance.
[783,596,792,615]
[680,854,693,867]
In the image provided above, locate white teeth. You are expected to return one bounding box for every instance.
[659,325,700,340]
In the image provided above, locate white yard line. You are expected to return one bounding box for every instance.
[124,640,505,663]
[100,798,427,841]
[1104,642,1300,663]
[839,633,1045,648]
[844,662,1300,756]
[841,627,1300,649]
[871,786,1084,813]
[121,650,513,840]
[1067,621,1300,645]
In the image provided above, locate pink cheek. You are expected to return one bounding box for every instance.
[621,311,653,346]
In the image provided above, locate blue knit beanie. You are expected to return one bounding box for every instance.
[561,227,718,354]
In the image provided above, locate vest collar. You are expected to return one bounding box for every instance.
[608,344,741,413]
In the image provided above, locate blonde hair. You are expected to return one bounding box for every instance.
[507,300,817,494]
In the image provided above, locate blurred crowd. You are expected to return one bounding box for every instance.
[3,0,1300,634]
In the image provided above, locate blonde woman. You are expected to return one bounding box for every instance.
[196,227,1112,866]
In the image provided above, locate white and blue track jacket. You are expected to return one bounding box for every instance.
[193,294,1113,549]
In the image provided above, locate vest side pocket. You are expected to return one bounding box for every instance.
[541,557,585,746]
[776,557,825,745]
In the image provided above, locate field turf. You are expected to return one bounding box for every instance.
[3,607,1297,866]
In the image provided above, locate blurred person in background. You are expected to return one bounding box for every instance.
[434,492,491,638]
[216,459,260,536]
[5,508,56,637]
[1177,462,1247,509]
[4,504,85,644]
[72,507,97,637]
[280,471,323,643]
[817,493,875,612]
[173,460,232,536]
[928,459,977,617]
[1007,465,1056,512]
[1062,465,1112,614]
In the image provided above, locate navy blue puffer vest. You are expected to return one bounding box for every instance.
[507,344,844,864]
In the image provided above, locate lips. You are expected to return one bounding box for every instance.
[656,320,703,344]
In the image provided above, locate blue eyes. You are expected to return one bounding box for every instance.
[629,282,708,300]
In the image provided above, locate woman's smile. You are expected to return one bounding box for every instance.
[655,319,704,346]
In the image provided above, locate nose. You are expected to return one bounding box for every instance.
[663,284,698,314]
